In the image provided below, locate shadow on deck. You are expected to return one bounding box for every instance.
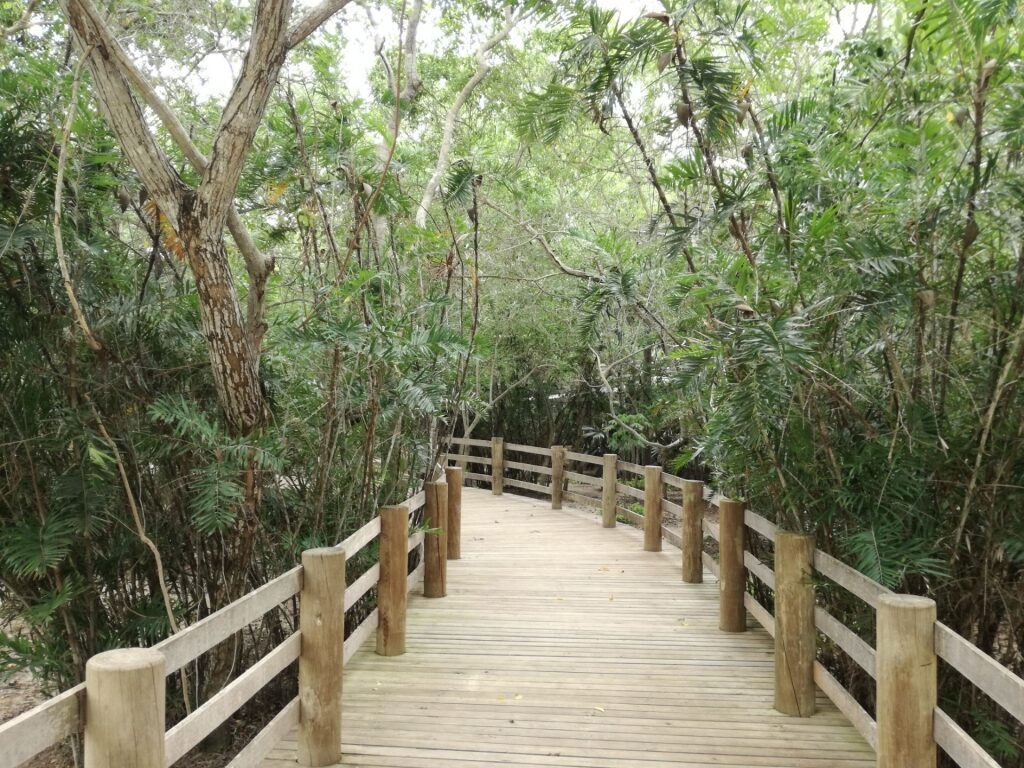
[261,488,873,768]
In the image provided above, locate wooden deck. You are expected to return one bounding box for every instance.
[262,488,874,768]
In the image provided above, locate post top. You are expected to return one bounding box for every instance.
[877,593,936,611]
[775,530,815,542]
[719,496,745,508]
[302,546,346,559]
[86,647,165,673]
[681,478,703,487]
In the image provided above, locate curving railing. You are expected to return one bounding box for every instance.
[449,435,1024,768]
[0,483,448,768]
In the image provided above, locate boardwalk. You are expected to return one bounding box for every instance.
[263,488,874,768]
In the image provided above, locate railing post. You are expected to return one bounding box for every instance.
[643,465,663,552]
[424,480,448,598]
[298,547,345,767]
[718,498,747,633]
[774,532,815,716]
[681,480,704,583]
[491,437,504,495]
[376,506,408,657]
[550,445,565,509]
[601,454,617,528]
[876,594,937,768]
[445,465,463,560]
[84,648,165,768]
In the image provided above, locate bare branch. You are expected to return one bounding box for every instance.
[399,0,424,100]
[286,0,355,49]
[1,0,41,38]
[415,8,523,227]
[201,0,293,234]
[61,0,186,227]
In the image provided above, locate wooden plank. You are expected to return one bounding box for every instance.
[165,633,300,764]
[616,504,643,526]
[506,443,552,457]
[505,460,552,475]
[814,661,877,748]
[505,478,551,495]
[813,550,891,608]
[616,482,645,501]
[662,526,682,549]
[661,473,686,490]
[617,460,645,475]
[702,551,720,578]
[401,490,426,512]
[744,510,777,542]
[448,437,491,448]
[934,708,1002,768]
[703,518,720,541]
[157,566,301,673]
[446,453,492,466]
[339,516,381,558]
[661,498,682,515]
[565,451,602,465]
[815,607,876,678]
[0,683,83,768]
[744,593,775,637]
[225,697,299,768]
[344,609,379,664]
[564,490,601,508]
[743,551,775,589]
[464,471,491,483]
[935,622,1024,722]
[565,470,600,485]
[345,563,380,610]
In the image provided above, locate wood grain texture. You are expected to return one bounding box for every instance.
[445,467,463,560]
[774,533,815,717]
[377,506,409,656]
[491,437,504,495]
[718,498,747,633]
[424,482,448,598]
[550,446,565,510]
[643,466,662,552]
[876,594,937,768]
[601,454,617,528]
[259,490,873,768]
[681,480,704,584]
[84,649,165,768]
[298,548,345,767]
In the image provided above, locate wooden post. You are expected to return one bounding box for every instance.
[643,465,663,552]
[445,465,463,560]
[298,547,345,767]
[681,480,704,583]
[376,506,408,657]
[876,594,937,768]
[491,436,504,495]
[424,481,448,598]
[601,453,617,528]
[774,532,816,716]
[84,648,165,768]
[550,445,566,510]
[718,498,747,633]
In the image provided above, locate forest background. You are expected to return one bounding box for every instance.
[0,0,1021,764]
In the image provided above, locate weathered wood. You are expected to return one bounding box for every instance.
[298,547,345,767]
[813,549,891,608]
[643,465,663,552]
[449,436,491,448]
[616,481,646,501]
[601,453,617,528]
[491,437,504,495]
[505,459,552,474]
[339,515,381,557]
[774,532,815,717]
[550,445,566,510]
[815,607,876,678]
[565,450,602,465]
[505,477,552,495]
[744,509,777,542]
[617,460,645,475]
[84,648,164,768]
[446,466,463,560]
[343,563,379,611]
[744,593,775,637]
[876,594,937,768]
[445,453,492,466]
[681,479,703,583]
[424,481,448,598]
[935,622,1024,723]
[744,551,776,589]
[0,683,83,768]
[661,498,682,515]
[165,633,300,765]
[934,708,1003,768]
[377,506,409,656]
[814,661,877,749]
[564,469,600,485]
[718,498,747,633]
[225,697,298,768]
[505,442,552,456]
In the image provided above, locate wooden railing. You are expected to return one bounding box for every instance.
[449,436,1024,768]
[0,473,465,768]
